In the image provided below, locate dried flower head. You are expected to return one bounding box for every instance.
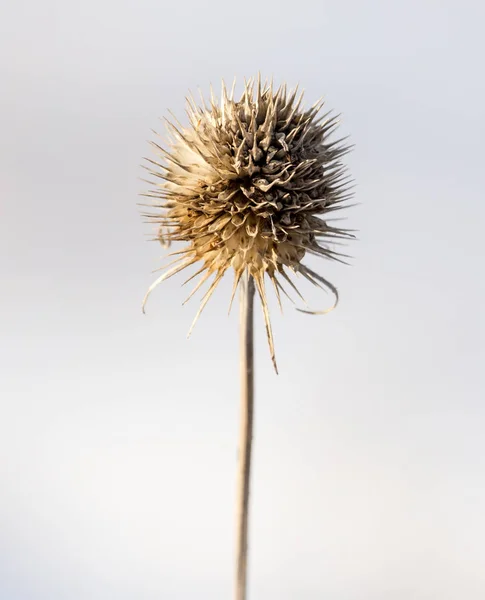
[141,77,354,371]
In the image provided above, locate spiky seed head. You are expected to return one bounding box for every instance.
[141,76,355,371]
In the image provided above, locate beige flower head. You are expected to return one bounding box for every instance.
[141,76,354,372]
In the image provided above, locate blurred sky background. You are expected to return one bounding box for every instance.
[1,0,485,599]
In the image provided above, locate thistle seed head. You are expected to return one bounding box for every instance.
[141,77,354,371]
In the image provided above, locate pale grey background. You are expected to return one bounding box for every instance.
[1,0,484,599]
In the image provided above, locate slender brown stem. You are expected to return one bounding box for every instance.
[236,271,255,600]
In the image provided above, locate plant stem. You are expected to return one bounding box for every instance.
[236,272,255,600]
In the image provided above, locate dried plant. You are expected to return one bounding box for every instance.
[141,77,354,373]
[140,76,354,600]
